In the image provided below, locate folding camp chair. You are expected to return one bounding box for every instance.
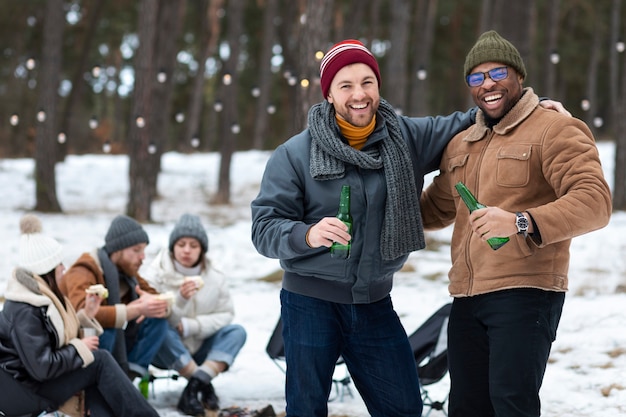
[408,303,452,417]
[265,317,354,402]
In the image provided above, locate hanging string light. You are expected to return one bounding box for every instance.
[231,123,240,134]
[148,142,157,154]
[57,132,66,144]
[549,50,560,64]
[190,135,200,148]
[135,116,145,128]
[417,66,427,81]
[267,104,276,115]
[213,101,223,112]
[175,112,185,123]
[580,99,590,111]
[26,58,36,71]
[9,113,19,126]
[157,68,167,83]
[89,115,98,129]
[36,109,46,122]
[102,140,111,154]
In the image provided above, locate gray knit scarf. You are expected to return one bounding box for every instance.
[308,98,424,260]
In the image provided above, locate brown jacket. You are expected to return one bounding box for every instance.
[420,88,612,297]
[60,249,159,329]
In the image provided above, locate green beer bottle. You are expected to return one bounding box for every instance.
[139,374,150,399]
[454,181,509,250]
[330,185,352,259]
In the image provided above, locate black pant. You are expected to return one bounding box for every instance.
[36,349,159,417]
[447,288,565,417]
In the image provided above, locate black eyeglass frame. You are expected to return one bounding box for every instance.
[466,66,509,87]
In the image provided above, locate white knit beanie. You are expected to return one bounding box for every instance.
[18,214,63,275]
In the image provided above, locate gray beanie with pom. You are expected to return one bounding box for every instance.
[104,215,149,255]
[169,214,208,253]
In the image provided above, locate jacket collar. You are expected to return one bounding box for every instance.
[465,87,539,143]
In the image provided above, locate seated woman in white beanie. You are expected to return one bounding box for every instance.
[145,213,247,416]
[0,214,160,417]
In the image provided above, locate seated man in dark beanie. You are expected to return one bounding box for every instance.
[61,214,170,381]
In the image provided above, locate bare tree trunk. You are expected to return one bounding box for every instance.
[252,0,278,149]
[214,0,245,205]
[34,0,63,213]
[148,0,186,197]
[409,0,438,116]
[185,0,222,151]
[59,0,105,157]
[609,0,623,136]
[294,0,334,132]
[543,0,561,99]
[385,0,411,112]
[614,47,626,210]
[127,0,158,221]
[584,18,602,136]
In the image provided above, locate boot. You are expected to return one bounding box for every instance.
[177,377,206,416]
[200,381,220,411]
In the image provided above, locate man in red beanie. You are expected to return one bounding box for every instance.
[252,39,566,417]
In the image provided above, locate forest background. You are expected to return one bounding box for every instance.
[1,0,626,222]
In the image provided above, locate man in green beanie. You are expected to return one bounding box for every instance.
[419,30,612,417]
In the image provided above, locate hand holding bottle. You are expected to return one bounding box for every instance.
[455,182,509,250]
[305,217,351,248]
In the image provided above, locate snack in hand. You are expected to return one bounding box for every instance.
[184,275,204,289]
[157,291,175,306]
[85,284,109,299]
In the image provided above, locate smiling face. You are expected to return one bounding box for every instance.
[468,61,524,120]
[327,63,379,127]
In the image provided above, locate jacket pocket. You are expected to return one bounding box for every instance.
[496,144,532,187]
[448,153,469,196]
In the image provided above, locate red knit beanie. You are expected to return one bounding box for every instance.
[319,39,381,99]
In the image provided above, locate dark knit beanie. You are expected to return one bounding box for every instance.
[104,215,149,255]
[169,213,208,253]
[320,39,381,99]
[463,30,527,79]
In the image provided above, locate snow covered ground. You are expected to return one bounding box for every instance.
[1,141,625,416]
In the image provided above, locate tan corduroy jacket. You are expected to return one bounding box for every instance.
[420,88,612,297]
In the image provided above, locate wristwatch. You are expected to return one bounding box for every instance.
[515,212,529,237]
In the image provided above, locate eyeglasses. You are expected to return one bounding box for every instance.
[466,66,509,87]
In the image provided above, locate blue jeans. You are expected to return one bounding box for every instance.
[152,323,247,371]
[99,318,168,371]
[448,288,565,417]
[280,289,422,417]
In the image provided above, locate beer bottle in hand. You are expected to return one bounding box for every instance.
[455,181,509,250]
[330,185,352,259]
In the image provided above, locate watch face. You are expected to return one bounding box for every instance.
[516,213,529,231]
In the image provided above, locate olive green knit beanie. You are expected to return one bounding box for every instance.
[463,30,527,79]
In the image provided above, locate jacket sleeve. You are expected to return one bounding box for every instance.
[251,142,313,260]
[61,257,122,329]
[526,117,612,246]
[403,108,476,175]
[186,275,235,339]
[420,164,459,231]
[12,306,83,382]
